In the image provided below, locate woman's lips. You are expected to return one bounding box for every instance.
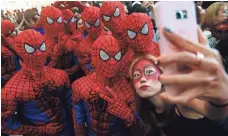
[140,85,150,90]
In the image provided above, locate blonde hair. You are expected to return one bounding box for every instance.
[202,2,226,30]
[129,55,157,80]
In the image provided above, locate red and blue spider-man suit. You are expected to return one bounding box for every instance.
[123,13,160,57]
[34,6,80,82]
[72,35,145,136]
[74,6,109,75]
[1,29,74,136]
[100,1,135,77]
[1,20,21,87]
[1,19,16,48]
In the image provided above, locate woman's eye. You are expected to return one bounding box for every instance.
[133,72,141,79]
[146,70,153,74]
[145,67,156,75]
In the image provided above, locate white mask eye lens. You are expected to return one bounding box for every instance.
[113,8,120,17]
[127,30,137,39]
[141,23,149,35]
[94,19,100,27]
[39,42,46,52]
[85,21,91,28]
[133,71,141,79]
[103,15,111,22]
[24,44,35,54]
[100,49,110,61]
[114,51,121,61]
[57,16,62,23]
[71,17,76,23]
[47,17,54,24]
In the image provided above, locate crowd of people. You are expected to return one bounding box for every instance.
[1,1,228,136]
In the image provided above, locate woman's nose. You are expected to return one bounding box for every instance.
[140,77,147,83]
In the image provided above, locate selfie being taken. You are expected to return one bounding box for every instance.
[1,1,228,136]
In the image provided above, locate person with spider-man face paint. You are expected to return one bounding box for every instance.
[72,35,145,136]
[123,13,160,57]
[100,1,135,78]
[1,29,74,136]
[74,6,110,75]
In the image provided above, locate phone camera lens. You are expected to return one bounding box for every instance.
[176,11,182,19]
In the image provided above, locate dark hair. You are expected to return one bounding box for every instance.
[132,85,175,136]
[195,4,201,25]
[16,12,24,25]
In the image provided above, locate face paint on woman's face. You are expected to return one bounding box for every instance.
[133,59,162,98]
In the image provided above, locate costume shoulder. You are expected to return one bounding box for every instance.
[4,70,31,94]
[44,66,69,86]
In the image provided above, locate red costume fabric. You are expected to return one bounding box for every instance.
[74,6,109,75]
[1,20,15,37]
[1,20,16,48]
[53,1,69,10]
[100,1,126,41]
[35,6,80,82]
[61,9,77,35]
[123,13,160,57]
[34,6,64,40]
[1,20,20,87]
[100,1,135,77]
[61,9,84,44]
[1,29,73,135]
[72,35,145,136]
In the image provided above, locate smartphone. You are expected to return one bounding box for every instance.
[154,2,198,93]
[154,1,198,55]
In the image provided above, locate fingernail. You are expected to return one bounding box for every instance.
[165,26,172,33]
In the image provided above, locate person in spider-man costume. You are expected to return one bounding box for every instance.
[60,9,86,44]
[100,1,135,77]
[74,6,109,75]
[1,29,74,136]
[53,1,69,10]
[1,19,16,47]
[34,6,64,40]
[123,13,160,57]
[34,6,80,82]
[72,35,145,136]
[1,20,21,87]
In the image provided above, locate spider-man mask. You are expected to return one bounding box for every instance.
[92,35,122,78]
[53,1,69,10]
[61,9,77,34]
[100,1,126,34]
[14,29,47,70]
[35,6,64,38]
[81,6,103,40]
[123,13,154,52]
[1,20,15,37]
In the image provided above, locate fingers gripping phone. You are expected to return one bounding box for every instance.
[154,1,198,55]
